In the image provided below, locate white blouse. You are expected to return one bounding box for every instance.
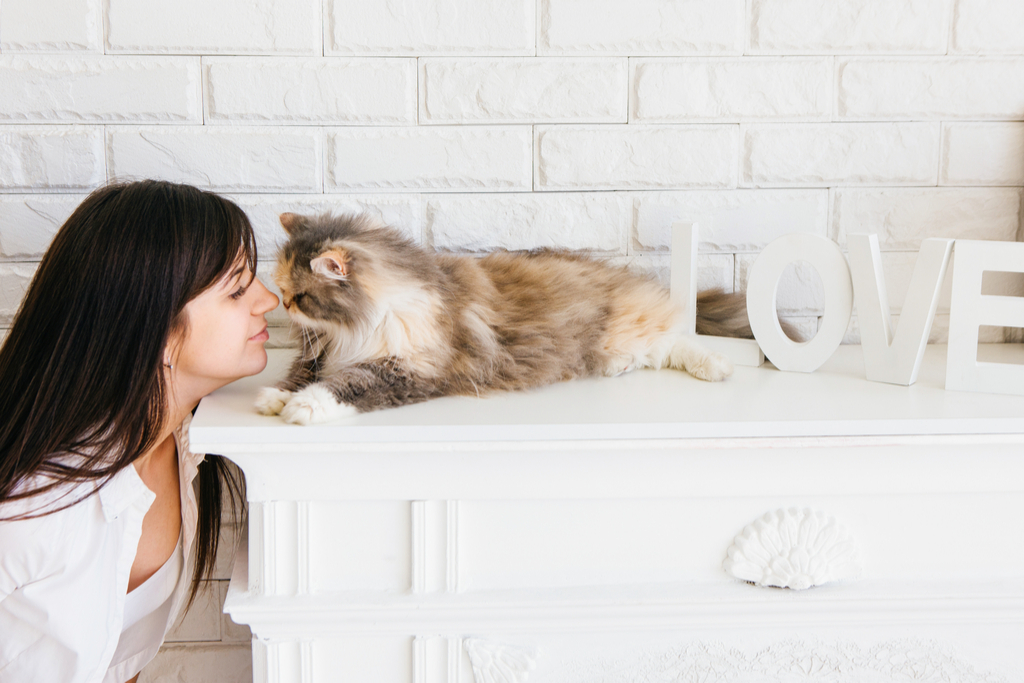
[0,415,204,683]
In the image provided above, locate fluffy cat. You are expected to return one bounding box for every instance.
[256,213,751,425]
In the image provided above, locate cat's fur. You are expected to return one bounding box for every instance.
[257,212,750,425]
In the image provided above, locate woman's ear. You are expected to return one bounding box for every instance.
[310,248,350,281]
[279,213,304,235]
[163,320,186,371]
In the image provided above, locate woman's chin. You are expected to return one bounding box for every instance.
[246,348,270,376]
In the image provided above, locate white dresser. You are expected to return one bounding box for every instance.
[190,345,1024,683]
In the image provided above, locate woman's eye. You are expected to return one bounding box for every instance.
[230,286,247,300]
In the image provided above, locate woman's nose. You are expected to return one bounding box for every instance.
[253,278,280,314]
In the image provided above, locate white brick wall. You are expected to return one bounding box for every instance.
[205,58,418,125]
[2,0,1023,679]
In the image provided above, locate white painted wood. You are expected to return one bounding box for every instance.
[947,239,1024,396]
[670,221,765,367]
[746,233,853,372]
[192,347,1024,449]
[848,234,953,385]
[412,500,448,593]
[414,636,450,683]
[669,220,698,334]
[200,346,1024,683]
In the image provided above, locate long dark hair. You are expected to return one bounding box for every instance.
[0,179,254,607]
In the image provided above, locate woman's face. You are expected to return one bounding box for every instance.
[171,262,280,394]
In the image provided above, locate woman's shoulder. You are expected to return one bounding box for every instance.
[1,467,100,518]
[0,481,95,597]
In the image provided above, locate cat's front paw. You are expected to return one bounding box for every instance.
[690,351,734,382]
[255,387,293,416]
[280,384,359,425]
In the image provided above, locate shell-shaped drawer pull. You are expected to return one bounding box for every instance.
[724,507,862,590]
[464,638,539,683]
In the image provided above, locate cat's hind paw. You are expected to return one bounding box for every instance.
[689,351,734,382]
[255,386,292,416]
[280,384,359,425]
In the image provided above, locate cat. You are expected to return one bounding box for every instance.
[256,212,752,425]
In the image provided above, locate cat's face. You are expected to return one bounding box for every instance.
[272,213,379,334]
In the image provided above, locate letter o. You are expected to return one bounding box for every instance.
[746,234,853,373]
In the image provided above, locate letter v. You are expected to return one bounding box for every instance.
[848,234,954,386]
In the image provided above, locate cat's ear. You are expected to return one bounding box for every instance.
[279,212,304,235]
[310,248,350,281]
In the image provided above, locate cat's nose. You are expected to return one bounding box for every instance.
[282,297,292,310]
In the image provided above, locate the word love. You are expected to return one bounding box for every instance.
[671,223,1024,397]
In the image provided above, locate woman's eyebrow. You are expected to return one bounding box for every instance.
[218,265,248,291]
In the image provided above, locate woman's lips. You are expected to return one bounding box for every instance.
[250,327,269,342]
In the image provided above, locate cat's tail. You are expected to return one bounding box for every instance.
[695,288,804,342]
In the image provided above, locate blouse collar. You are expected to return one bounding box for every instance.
[97,414,205,523]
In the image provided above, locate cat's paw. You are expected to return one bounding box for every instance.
[280,384,359,425]
[255,387,292,416]
[689,351,734,382]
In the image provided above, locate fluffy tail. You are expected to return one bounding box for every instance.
[695,289,803,342]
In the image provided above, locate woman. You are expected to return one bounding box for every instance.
[0,180,279,682]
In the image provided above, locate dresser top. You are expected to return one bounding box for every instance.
[189,344,1024,450]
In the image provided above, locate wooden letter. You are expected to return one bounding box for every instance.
[848,234,953,386]
[946,239,1024,396]
[670,222,765,367]
[746,233,853,372]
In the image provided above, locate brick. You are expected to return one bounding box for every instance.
[838,58,1024,120]
[0,0,100,51]
[632,58,831,123]
[736,253,825,316]
[611,252,734,293]
[139,643,252,683]
[229,194,423,255]
[166,581,220,643]
[107,127,322,193]
[327,0,534,55]
[0,126,105,191]
[743,123,939,187]
[420,58,627,124]
[0,263,35,325]
[633,189,828,253]
[107,0,319,54]
[540,0,743,55]
[326,127,532,192]
[426,193,630,252]
[749,0,949,54]
[205,58,416,125]
[0,57,200,123]
[0,195,83,258]
[833,188,1022,249]
[537,125,738,191]
[952,0,1024,54]
[941,123,1024,186]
